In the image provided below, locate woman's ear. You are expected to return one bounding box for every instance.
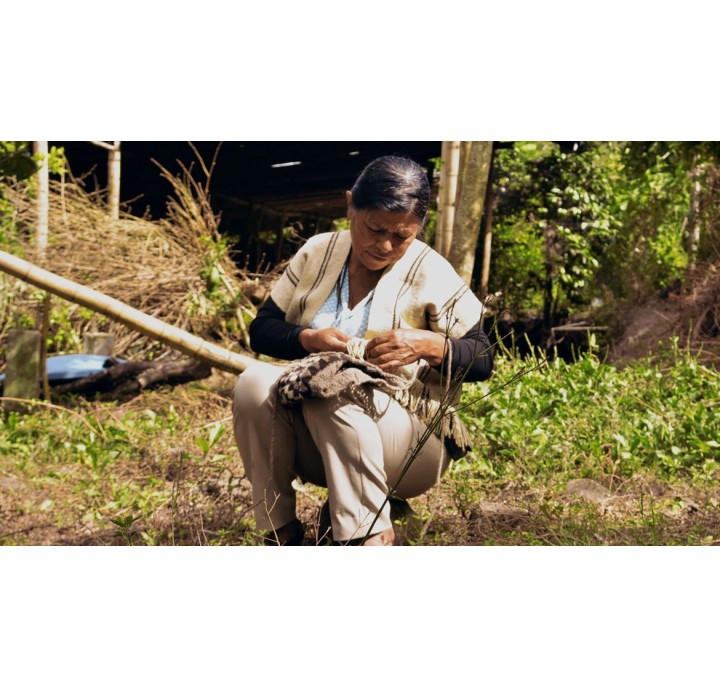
[346,190,353,219]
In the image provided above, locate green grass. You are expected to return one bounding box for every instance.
[460,337,720,480]
[1,343,718,545]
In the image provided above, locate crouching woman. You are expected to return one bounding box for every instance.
[232,155,493,545]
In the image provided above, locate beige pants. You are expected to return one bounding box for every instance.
[231,361,448,541]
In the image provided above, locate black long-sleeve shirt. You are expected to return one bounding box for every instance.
[249,297,494,382]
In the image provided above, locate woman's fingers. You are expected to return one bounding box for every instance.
[326,328,351,351]
[300,327,352,353]
[366,329,423,367]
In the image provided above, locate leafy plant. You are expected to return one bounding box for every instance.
[460,339,720,479]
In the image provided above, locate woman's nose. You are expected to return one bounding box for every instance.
[378,237,393,253]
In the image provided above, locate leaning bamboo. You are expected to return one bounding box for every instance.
[0,250,254,375]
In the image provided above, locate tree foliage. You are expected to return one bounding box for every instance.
[0,141,38,181]
[481,141,720,323]
[1,142,66,249]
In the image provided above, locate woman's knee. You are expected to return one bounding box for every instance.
[232,363,282,418]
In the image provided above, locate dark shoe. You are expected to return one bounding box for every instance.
[317,500,333,544]
[261,518,304,546]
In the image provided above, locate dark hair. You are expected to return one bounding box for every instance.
[350,156,431,233]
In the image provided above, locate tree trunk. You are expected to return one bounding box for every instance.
[687,160,704,272]
[54,357,211,400]
[33,141,49,261]
[435,141,461,258]
[543,221,557,331]
[447,141,493,285]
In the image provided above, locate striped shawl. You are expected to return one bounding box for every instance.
[271,231,485,442]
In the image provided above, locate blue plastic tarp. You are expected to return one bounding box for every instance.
[0,354,126,384]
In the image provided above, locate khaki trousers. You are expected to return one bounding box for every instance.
[231,362,448,541]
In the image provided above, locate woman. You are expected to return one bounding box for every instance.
[232,155,493,546]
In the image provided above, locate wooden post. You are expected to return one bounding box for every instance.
[33,141,49,261]
[39,295,51,400]
[4,329,42,410]
[83,332,115,356]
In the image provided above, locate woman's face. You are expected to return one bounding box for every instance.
[347,192,422,272]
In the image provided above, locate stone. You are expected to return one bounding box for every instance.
[83,332,115,356]
[0,476,25,491]
[566,478,613,503]
[4,329,41,410]
[472,501,529,527]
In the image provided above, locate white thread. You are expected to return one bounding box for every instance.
[346,337,368,360]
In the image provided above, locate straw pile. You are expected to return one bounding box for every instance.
[1,156,261,360]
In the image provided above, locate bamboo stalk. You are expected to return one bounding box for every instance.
[108,141,121,220]
[0,250,255,375]
[33,141,49,260]
[435,141,460,258]
[448,141,493,285]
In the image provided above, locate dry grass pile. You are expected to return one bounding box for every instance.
[1,154,259,360]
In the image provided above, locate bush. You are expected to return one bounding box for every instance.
[460,339,720,479]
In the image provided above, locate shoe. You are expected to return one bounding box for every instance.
[333,527,397,546]
[360,527,396,546]
[261,518,304,546]
[317,500,333,544]
[323,497,405,546]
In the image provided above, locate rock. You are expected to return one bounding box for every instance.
[566,478,612,503]
[679,497,700,514]
[4,329,41,409]
[472,501,529,527]
[0,476,26,491]
[647,480,666,497]
[83,333,115,356]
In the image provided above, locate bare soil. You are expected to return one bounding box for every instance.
[610,262,720,367]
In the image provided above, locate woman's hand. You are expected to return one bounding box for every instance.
[365,329,448,369]
[299,327,351,354]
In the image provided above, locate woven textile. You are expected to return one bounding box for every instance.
[275,351,471,455]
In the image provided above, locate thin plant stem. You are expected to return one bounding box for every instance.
[359,306,547,544]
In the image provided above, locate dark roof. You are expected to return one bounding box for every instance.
[54,141,442,220]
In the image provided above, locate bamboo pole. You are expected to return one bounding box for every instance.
[33,141,49,260]
[434,141,460,258]
[108,141,121,220]
[90,140,121,219]
[479,153,495,299]
[0,250,255,375]
[448,141,493,285]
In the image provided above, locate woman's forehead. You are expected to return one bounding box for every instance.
[361,208,420,231]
